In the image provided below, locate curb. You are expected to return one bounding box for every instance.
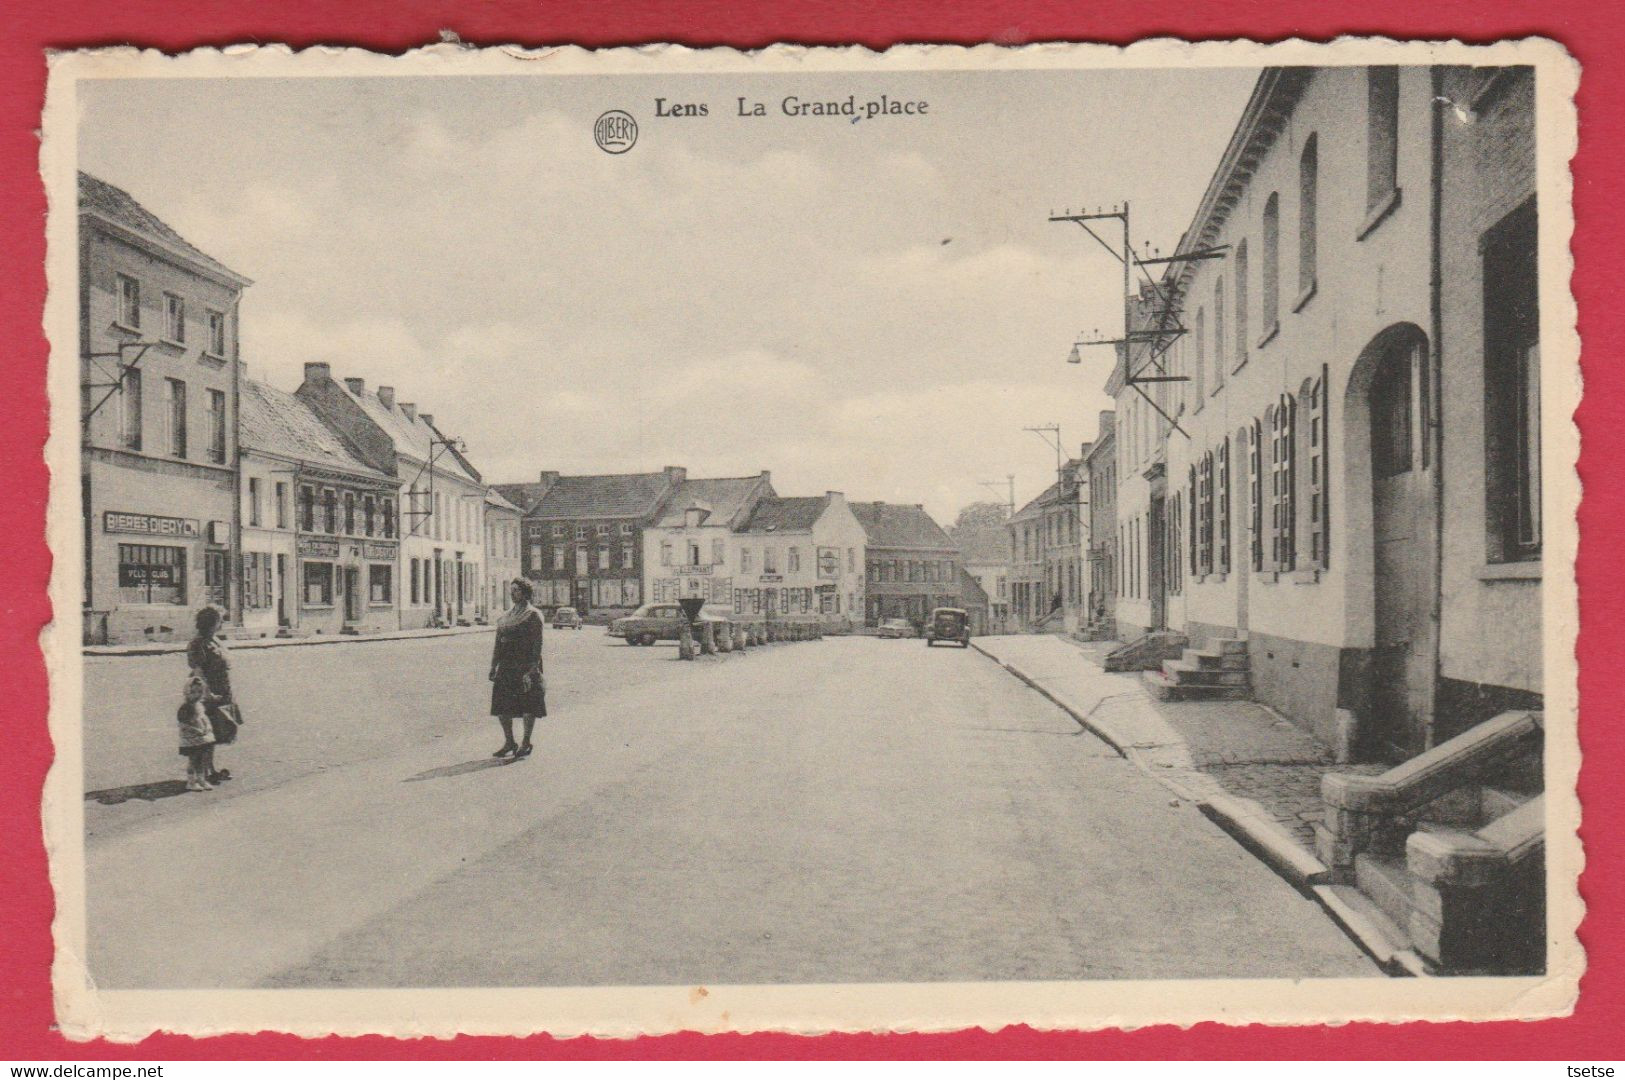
[971,640,1416,978]
[85,625,495,657]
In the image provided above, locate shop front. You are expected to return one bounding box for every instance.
[88,501,233,644]
[296,534,398,635]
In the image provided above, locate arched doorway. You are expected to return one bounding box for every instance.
[1345,324,1434,761]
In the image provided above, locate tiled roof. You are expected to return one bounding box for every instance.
[485,489,524,513]
[240,380,388,479]
[336,382,481,485]
[741,495,829,534]
[957,566,991,605]
[491,482,552,513]
[533,473,676,520]
[1009,483,1059,525]
[78,172,247,284]
[951,525,1013,564]
[849,502,956,550]
[655,476,770,528]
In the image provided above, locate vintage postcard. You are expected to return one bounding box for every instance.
[41,38,1581,1040]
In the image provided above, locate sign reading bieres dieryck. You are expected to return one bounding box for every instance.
[103,511,200,537]
[297,536,341,559]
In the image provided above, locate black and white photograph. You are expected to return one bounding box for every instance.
[44,40,1580,1038]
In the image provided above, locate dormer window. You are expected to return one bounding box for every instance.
[684,506,708,528]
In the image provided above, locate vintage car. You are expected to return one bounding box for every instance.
[924,607,971,648]
[876,618,916,639]
[551,607,583,630]
[608,603,731,646]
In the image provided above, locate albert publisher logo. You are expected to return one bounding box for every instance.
[594,110,638,154]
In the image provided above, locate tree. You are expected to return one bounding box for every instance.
[953,501,1009,531]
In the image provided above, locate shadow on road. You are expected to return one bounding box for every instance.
[402,757,519,783]
[86,779,192,804]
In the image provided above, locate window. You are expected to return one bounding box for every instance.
[206,309,226,357]
[1299,135,1319,296]
[206,389,227,463]
[575,548,589,575]
[163,293,186,344]
[596,524,610,536]
[1198,452,1214,575]
[660,541,673,567]
[323,489,337,534]
[120,368,142,450]
[599,546,611,571]
[116,273,141,329]
[304,561,334,606]
[241,552,273,610]
[1233,240,1248,370]
[1213,279,1226,390]
[1194,308,1206,403]
[1261,195,1280,332]
[248,477,262,527]
[299,485,315,532]
[363,496,375,537]
[764,547,778,574]
[1249,419,1264,571]
[788,547,801,573]
[382,498,395,538]
[1306,369,1330,569]
[552,525,565,539]
[741,547,753,572]
[165,378,187,457]
[1485,202,1540,561]
[553,547,567,571]
[1217,437,1232,574]
[1188,466,1199,578]
[369,565,392,604]
[686,541,701,567]
[712,539,725,565]
[622,541,635,566]
[1367,67,1400,214]
[575,525,589,541]
[274,482,288,529]
[117,543,186,605]
[619,523,633,535]
[410,558,421,605]
[1271,397,1298,571]
[847,548,855,572]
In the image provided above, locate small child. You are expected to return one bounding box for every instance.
[177,676,216,792]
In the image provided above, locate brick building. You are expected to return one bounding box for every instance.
[849,502,964,628]
[506,468,689,616]
[79,173,253,644]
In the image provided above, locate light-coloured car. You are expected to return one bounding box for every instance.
[876,618,916,639]
[609,603,730,646]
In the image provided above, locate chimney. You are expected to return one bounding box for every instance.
[539,470,561,485]
[664,465,687,485]
[378,386,395,409]
[420,413,435,428]
[400,403,417,421]
[303,361,332,383]
[759,470,771,486]
[344,377,365,395]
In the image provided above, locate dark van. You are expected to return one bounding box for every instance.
[925,607,970,648]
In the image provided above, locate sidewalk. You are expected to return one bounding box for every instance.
[972,633,1405,972]
[84,622,495,657]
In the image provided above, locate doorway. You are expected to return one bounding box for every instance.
[1365,329,1434,760]
[276,553,288,626]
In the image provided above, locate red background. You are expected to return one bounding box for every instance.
[3,0,1619,1060]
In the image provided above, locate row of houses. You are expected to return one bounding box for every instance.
[80,170,518,643]
[1081,64,1542,760]
[78,170,983,642]
[492,469,989,630]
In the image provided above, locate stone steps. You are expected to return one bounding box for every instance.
[1139,637,1252,701]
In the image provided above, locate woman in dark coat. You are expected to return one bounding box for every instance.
[186,605,239,783]
[490,578,546,759]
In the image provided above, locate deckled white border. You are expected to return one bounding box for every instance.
[41,37,1583,1041]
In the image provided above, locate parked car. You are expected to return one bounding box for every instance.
[877,618,916,639]
[609,603,731,646]
[551,607,583,630]
[925,607,971,648]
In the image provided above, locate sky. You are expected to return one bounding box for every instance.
[78,64,1257,523]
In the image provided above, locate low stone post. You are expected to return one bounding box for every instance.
[717,621,733,653]
[678,619,696,661]
[699,618,718,656]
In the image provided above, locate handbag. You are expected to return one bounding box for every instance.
[208,703,240,745]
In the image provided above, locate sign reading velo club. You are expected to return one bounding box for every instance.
[102,511,200,537]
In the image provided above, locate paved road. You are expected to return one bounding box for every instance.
[81,632,1376,988]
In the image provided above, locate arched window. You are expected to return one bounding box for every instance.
[1299,134,1319,295]
[1262,195,1280,331]
[1234,240,1249,370]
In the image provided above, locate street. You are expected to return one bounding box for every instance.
[82,632,1377,988]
